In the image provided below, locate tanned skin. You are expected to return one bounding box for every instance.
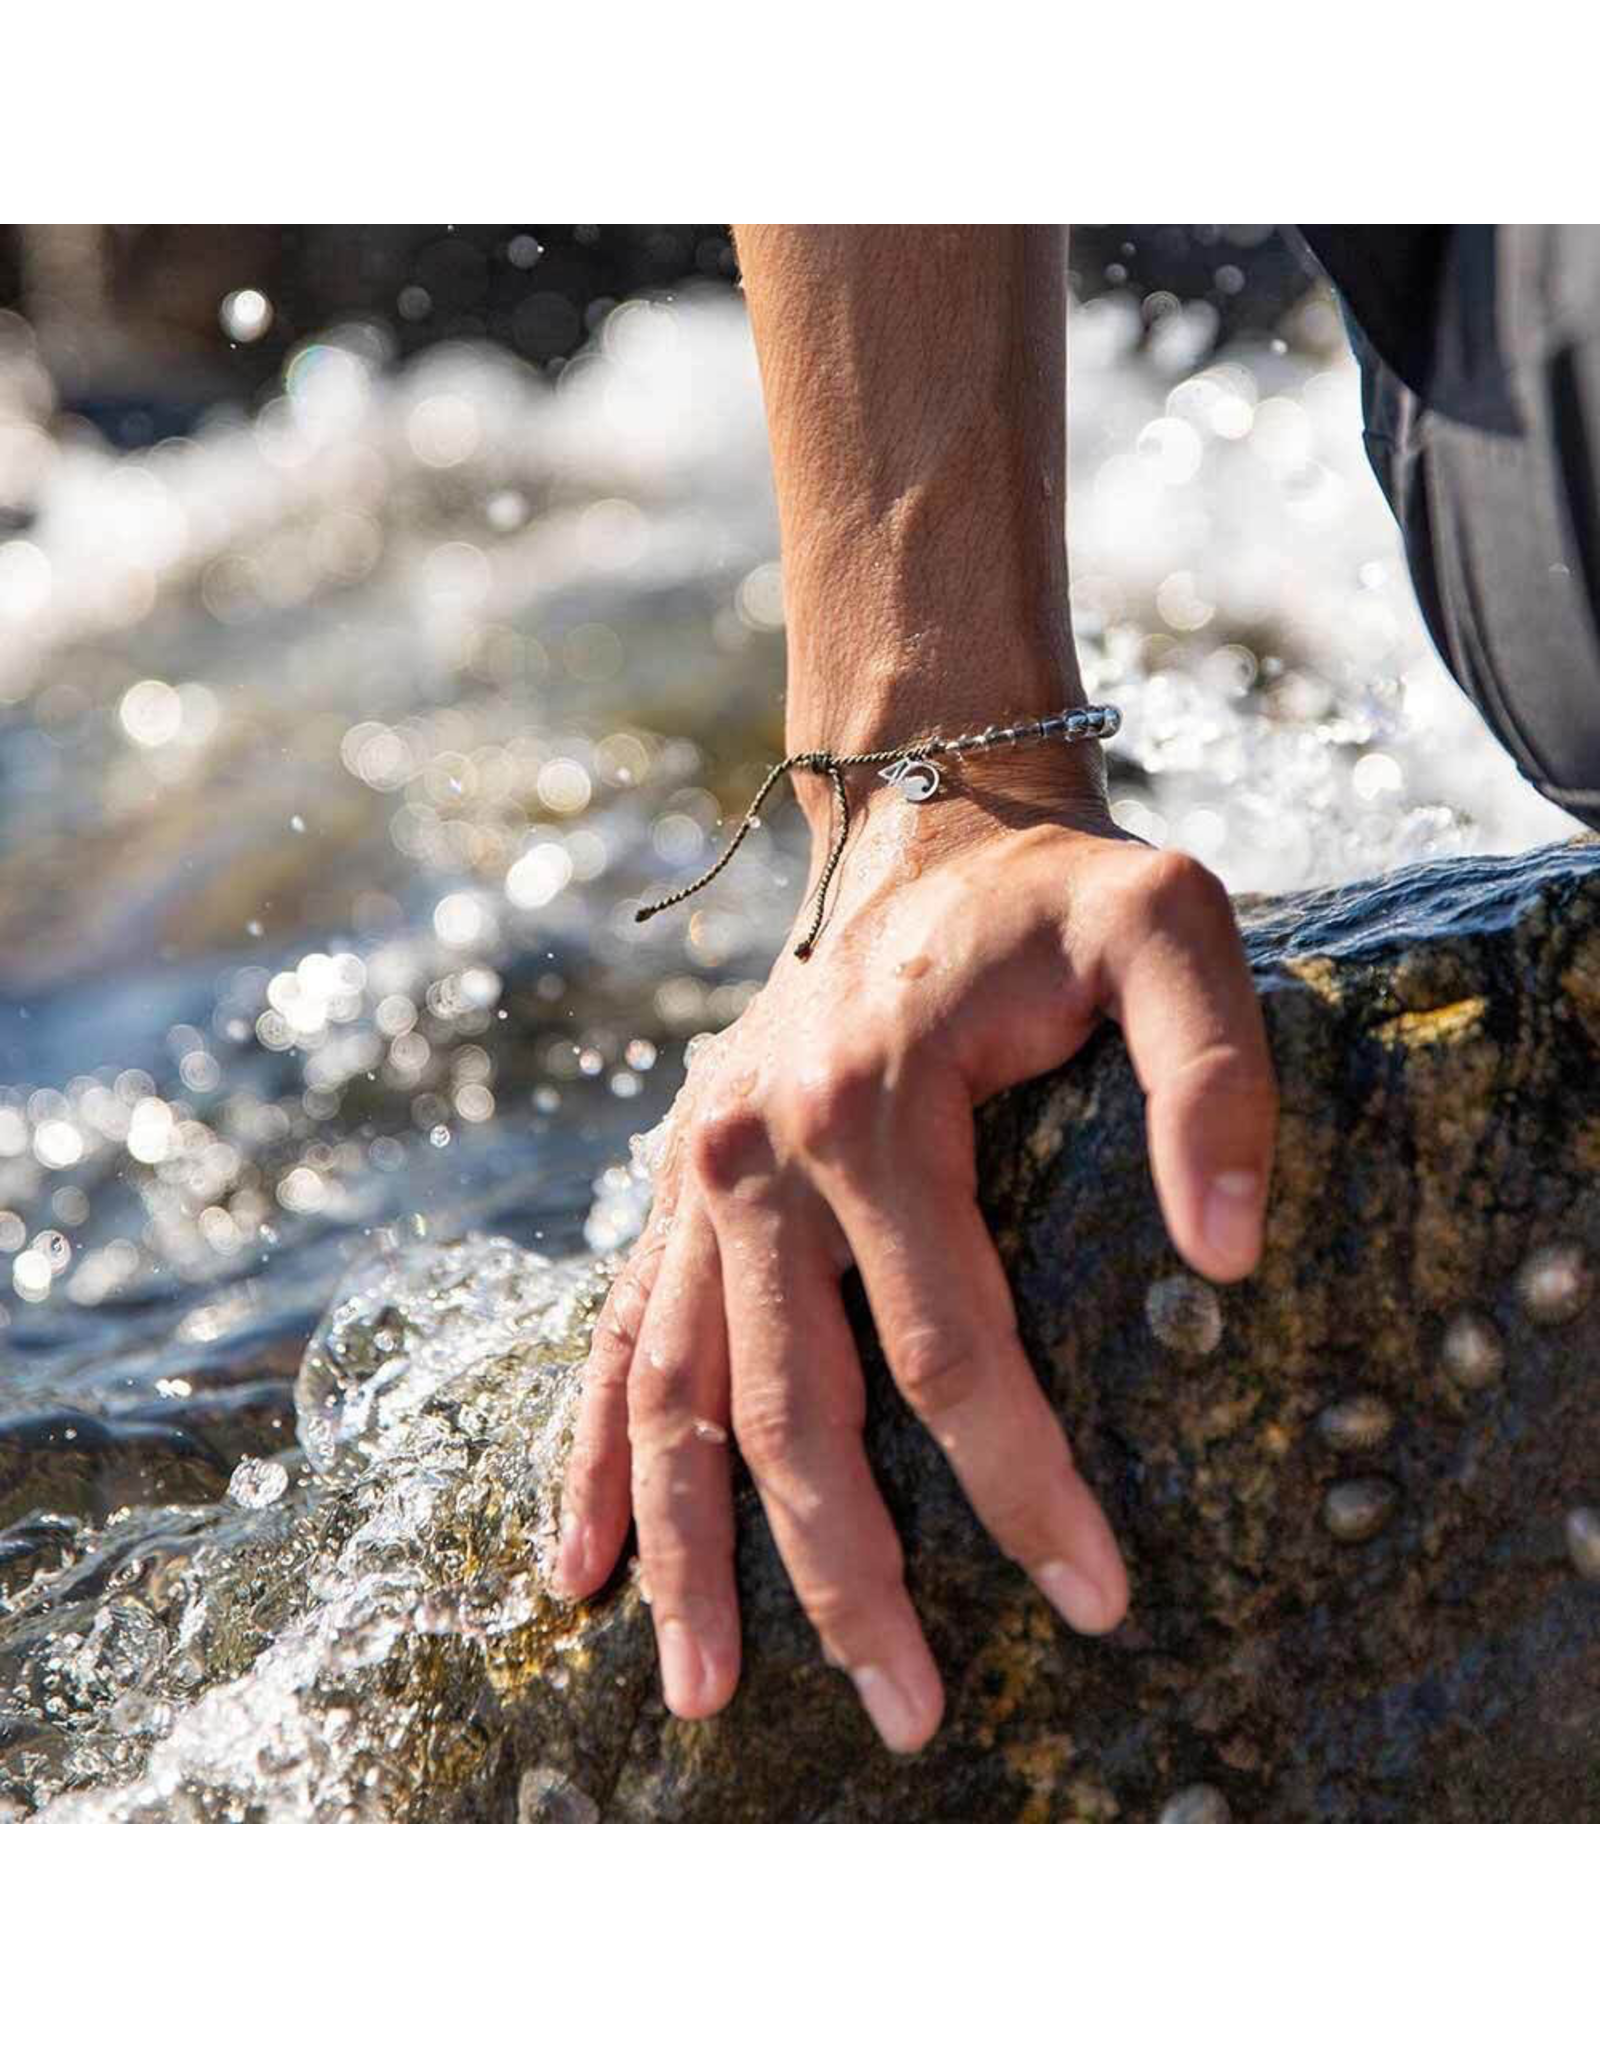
[555,227,1277,1752]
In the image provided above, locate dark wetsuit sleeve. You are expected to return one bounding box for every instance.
[1296,224,1600,826]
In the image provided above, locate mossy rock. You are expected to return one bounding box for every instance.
[28,838,1600,1823]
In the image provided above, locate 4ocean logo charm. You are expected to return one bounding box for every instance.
[879,755,942,803]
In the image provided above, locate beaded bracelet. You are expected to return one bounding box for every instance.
[635,703,1122,961]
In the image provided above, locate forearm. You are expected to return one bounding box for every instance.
[734,225,1084,768]
[565,250,1276,1738]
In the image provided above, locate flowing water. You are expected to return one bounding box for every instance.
[0,280,1576,1818]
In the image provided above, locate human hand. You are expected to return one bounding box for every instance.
[553,765,1277,1751]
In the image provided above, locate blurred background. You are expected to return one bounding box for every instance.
[2,221,1587,1811]
[0,223,1311,444]
[0,219,1576,1482]
[0,216,1573,1318]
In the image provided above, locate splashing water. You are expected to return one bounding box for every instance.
[0,278,1578,1818]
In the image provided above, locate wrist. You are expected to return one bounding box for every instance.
[783,626,1081,755]
[784,645,1105,842]
[789,704,1113,855]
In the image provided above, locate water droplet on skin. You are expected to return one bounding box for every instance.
[1516,1241,1591,1326]
[1566,1506,1600,1581]
[1316,1393,1395,1453]
[1323,1477,1397,1544]
[1146,1273,1223,1355]
[1160,1783,1231,1823]
[692,1417,727,1444]
[1441,1309,1504,1390]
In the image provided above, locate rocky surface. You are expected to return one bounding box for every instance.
[14,835,1600,1823]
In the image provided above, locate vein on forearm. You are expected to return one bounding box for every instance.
[735,225,1075,742]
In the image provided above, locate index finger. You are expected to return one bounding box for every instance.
[1107,852,1278,1283]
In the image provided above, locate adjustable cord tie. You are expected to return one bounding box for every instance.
[633,703,1122,961]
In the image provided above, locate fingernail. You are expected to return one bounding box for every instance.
[1203,1169,1264,1270]
[850,1664,931,1752]
[658,1619,707,1716]
[1037,1559,1120,1634]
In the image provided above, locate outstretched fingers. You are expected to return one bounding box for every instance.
[555,1207,676,1599]
[625,1205,741,1718]
[693,1101,945,1752]
[801,1069,1129,1638]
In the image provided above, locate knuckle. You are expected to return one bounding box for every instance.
[627,1351,695,1426]
[1233,1060,1281,1121]
[893,1327,984,1418]
[581,1342,631,1418]
[592,1260,657,1367]
[689,1100,770,1195]
[581,1332,633,1411]
[803,1567,905,1645]
[730,1391,803,1471]
[1141,850,1234,930]
[634,1528,714,1582]
[1178,1042,1280,1120]
[785,1052,884,1159]
[564,1423,618,1498]
[731,1381,862,1472]
[988,1488,1065,1568]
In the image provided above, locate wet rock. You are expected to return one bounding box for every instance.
[517,1765,599,1824]
[1159,1784,1231,1824]
[1323,1479,1399,1544]
[0,1512,83,1595]
[1516,1243,1592,1327]
[0,1409,230,1527]
[1440,1311,1504,1391]
[1565,1507,1600,1582]
[1145,1275,1223,1355]
[225,1459,288,1510]
[26,837,1600,1824]
[1316,1395,1395,1454]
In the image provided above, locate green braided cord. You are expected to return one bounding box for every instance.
[628,715,1108,958]
[626,704,1122,958]
[631,743,917,954]
[792,758,851,959]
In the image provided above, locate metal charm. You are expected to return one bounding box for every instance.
[879,755,942,803]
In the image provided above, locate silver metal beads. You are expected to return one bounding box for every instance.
[937,705,1117,753]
